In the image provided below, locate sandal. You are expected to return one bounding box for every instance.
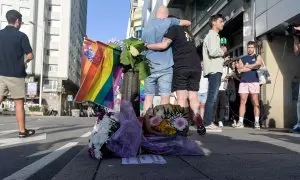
[19,129,35,138]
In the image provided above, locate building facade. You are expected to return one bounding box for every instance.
[127,0,144,39]
[141,0,300,128]
[0,0,87,115]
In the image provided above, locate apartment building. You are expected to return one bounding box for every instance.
[127,0,144,39]
[0,0,88,115]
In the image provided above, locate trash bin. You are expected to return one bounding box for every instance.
[71,109,80,117]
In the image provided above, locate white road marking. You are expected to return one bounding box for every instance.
[0,127,40,136]
[3,142,79,180]
[80,131,91,138]
[0,133,47,147]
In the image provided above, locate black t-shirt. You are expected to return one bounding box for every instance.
[164,25,201,71]
[0,26,32,77]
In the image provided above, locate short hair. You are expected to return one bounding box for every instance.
[6,10,22,24]
[209,14,225,27]
[247,41,256,47]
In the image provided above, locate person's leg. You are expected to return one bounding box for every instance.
[236,83,249,128]
[187,70,201,115]
[294,88,300,131]
[218,91,227,126]
[8,77,35,137]
[203,73,222,130]
[199,92,207,119]
[176,90,188,107]
[158,68,173,105]
[14,99,26,132]
[212,92,220,124]
[143,73,157,114]
[249,83,261,129]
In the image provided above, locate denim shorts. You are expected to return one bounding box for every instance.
[198,92,208,104]
[144,68,173,96]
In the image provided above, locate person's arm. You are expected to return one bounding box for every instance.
[146,27,176,51]
[169,18,191,27]
[206,33,224,58]
[294,36,300,56]
[22,34,34,63]
[237,59,251,73]
[245,55,263,69]
[146,37,172,50]
[179,20,191,26]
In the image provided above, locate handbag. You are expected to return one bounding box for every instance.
[256,55,271,85]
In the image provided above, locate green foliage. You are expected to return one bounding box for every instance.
[28,105,42,112]
[120,38,150,80]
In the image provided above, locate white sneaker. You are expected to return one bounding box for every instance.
[218,121,224,128]
[205,123,222,132]
[292,123,300,133]
[234,122,244,128]
[232,120,237,127]
[254,122,260,129]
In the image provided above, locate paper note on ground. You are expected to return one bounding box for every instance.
[122,155,167,164]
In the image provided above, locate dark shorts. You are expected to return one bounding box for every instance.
[172,69,201,92]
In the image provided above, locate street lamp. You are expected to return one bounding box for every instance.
[29,21,45,106]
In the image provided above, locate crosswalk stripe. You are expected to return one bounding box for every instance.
[3,142,79,180]
[0,133,47,147]
[80,131,91,138]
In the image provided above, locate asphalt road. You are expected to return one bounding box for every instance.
[0,116,95,180]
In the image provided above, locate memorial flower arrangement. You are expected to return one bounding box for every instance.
[145,105,190,136]
[88,110,120,159]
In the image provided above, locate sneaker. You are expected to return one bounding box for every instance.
[218,121,224,128]
[254,122,260,129]
[232,120,237,127]
[292,123,300,133]
[233,122,244,128]
[205,123,222,132]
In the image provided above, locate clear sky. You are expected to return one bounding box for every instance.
[86,0,131,43]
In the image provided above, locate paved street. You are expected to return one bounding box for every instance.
[1,116,300,180]
[54,127,300,180]
[0,116,95,180]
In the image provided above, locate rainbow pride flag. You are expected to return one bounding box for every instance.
[75,38,123,109]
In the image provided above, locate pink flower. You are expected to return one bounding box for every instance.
[150,116,163,127]
[173,117,188,131]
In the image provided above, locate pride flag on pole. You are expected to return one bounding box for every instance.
[75,38,123,109]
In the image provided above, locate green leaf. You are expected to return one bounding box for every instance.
[120,50,132,65]
[136,60,151,80]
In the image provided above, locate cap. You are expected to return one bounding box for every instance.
[6,10,23,23]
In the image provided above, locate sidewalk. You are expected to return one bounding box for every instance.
[53,128,300,180]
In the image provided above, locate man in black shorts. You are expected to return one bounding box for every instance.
[146,18,202,126]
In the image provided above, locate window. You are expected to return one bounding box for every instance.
[46,49,59,57]
[49,35,60,42]
[44,64,58,72]
[1,4,12,17]
[48,20,60,27]
[19,7,30,18]
[134,26,142,38]
[43,80,58,90]
[50,5,61,13]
